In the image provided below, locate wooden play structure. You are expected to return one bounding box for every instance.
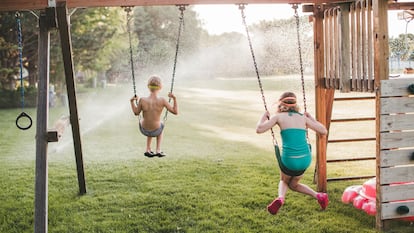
[1,0,414,232]
[309,1,414,230]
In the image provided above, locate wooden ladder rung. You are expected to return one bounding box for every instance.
[328,137,376,143]
[327,175,375,182]
[327,156,376,163]
[334,96,375,101]
[331,117,376,122]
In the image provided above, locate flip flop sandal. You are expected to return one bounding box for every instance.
[144,151,155,158]
[155,152,166,157]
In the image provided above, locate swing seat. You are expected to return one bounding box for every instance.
[274,145,306,177]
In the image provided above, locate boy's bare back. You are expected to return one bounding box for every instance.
[130,75,178,131]
[138,95,168,131]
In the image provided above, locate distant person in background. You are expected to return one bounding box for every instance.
[130,75,178,158]
[256,91,328,215]
[49,84,56,107]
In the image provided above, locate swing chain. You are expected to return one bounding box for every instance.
[124,6,138,102]
[239,4,277,146]
[293,4,311,143]
[163,5,186,122]
[292,4,307,113]
[169,5,186,95]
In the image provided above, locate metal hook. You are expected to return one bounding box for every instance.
[177,4,187,12]
[238,3,246,11]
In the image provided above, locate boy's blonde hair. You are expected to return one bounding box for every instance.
[147,75,162,91]
[277,92,300,113]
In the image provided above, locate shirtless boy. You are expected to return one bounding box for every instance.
[130,75,178,157]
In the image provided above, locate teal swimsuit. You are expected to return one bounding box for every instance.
[280,128,311,172]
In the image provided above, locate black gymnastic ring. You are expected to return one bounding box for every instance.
[16,112,32,130]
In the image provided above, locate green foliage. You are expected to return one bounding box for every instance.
[0,86,37,108]
[0,12,39,87]
[251,16,313,75]
[70,7,122,72]
[129,6,202,76]
[192,32,251,78]
[0,13,20,87]
[389,33,414,60]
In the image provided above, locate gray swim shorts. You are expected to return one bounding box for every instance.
[139,123,164,137]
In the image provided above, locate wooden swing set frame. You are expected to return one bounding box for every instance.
[1,0,414,232]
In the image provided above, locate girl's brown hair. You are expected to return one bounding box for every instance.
[277,92,300,113]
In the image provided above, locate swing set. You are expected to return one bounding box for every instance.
[2,1,413,232]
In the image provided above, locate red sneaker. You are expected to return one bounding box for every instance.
[267,197,284,215]
[317,193,329,210]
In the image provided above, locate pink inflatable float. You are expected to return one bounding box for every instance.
[341,178,414,220]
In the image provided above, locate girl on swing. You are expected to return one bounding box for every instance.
[130,75,178,158]
[256,91,328,215]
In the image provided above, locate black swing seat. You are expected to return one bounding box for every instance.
[274,145,307,177]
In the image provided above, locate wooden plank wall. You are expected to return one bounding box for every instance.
[323,0,374,92]
[379,78,414,221]
[324,6,340,89]
[350,0,374,92]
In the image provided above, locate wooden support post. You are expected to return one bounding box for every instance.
[313,4,328,192]
[324,89,335,131]
[56,2,87,195]
[373,0,389,230]
[34,10,54,233]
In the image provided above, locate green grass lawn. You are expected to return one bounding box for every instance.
[1,76,413,232]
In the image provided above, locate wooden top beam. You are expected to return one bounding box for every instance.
[1,0,352,12]
[388,2,414,10]
[302,2,414,13]
[3,0,412,12]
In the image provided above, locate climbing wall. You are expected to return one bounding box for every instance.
[379,78,414,221]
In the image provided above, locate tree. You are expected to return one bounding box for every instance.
[389,33,414,71]
[67,7,122,83]
[191,31,251,78]
[389,33,414,60]
[0,12,18,89]
[130,6,203,77]
[0,12,38,89]
[251,16,313,75]
[32,7,124,90]
[1,8,122,90]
